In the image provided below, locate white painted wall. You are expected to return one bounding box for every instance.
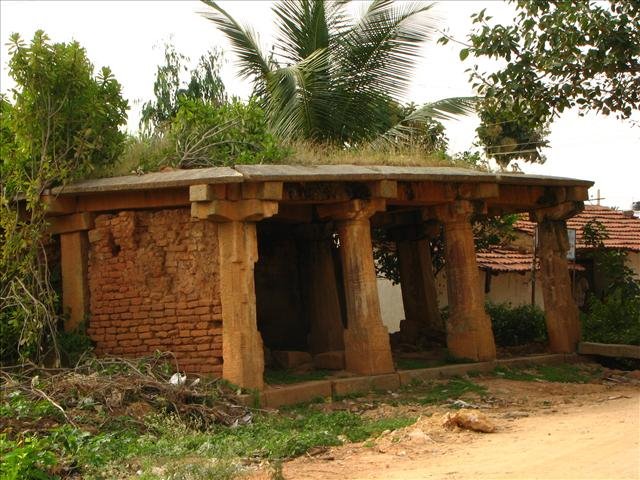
[377,278,404,333]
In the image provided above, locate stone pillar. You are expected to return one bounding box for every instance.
[436,201,496,361]
[318,199,394,375]
[49,213,94,332]
[297,224,345,355]
[531,202,583,353]
[60,231,90,332]
[192,198,278,390]
[392,222,444,344]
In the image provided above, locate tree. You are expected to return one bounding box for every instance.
[456,1,640,166]
[1,31,128,364]
[140,43,227,133]
[201,0,475,146]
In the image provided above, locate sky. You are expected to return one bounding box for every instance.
[1,0,638,210]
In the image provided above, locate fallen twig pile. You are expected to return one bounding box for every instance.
[0,353,252,433]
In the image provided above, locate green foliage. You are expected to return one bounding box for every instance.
[581,220,640,345]
[140,42,227,133]
[486,302,547,347]
[494,363,598,384]
[124,98,288,172]
[456,1,640,167]
[475,97,550,167]
[0,434,58,480]
[202,0,475,146]
[582,289,640,345]
[57,327,94,367]
[4,30,128,180]
[395,357,447,370]
[373,214,516,284]
[0,386,414,478]
[416,378,487,405]
[1,31,127,364]
[473,214,518,250]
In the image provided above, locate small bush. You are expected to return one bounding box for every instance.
[486,302,547,347]
[118,98,288,174]
[581,220,640,345]
[581,288,640,345]
[57,326,94,367]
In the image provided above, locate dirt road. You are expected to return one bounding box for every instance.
[282,381,640,480]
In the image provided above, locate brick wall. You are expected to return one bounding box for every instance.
[86,209,223,375]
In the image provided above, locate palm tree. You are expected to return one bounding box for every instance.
[201,0,474,146]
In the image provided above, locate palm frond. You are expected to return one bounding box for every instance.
[335,1,438,99]
[200,0,272,84]
[372,97,477,147]
[265,48,333,140]
[272,1,330,65]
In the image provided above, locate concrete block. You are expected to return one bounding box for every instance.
[313,350,345,370]
[235,392,265,408]
[370,373,400,392]
[272,350,313,369]
[331,377,372,397]
[263,380,332,408]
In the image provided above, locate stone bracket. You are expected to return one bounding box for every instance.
[529,201,584,222]
[191,199,279,222]
[366,180,398,199]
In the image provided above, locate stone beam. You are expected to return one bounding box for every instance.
[317,199,395,375]
[47,212,94,235]
[434,200,496,361]
[394,182,498,206]
[76,189,190,212]
[42,195,77,215]
[366,180,398,199]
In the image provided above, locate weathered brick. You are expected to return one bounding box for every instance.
[87,209,223,375]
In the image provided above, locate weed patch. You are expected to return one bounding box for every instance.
[1,377,415,479]
[494,363,599,383]
[395,358,447,370]
[406,378,488,406]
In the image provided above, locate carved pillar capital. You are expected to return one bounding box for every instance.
[432,199,483,224]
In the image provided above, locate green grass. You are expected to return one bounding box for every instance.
[264,369,331,385]
[494,363,599,383]
[0,391,415,479]
[405,377,488,406]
